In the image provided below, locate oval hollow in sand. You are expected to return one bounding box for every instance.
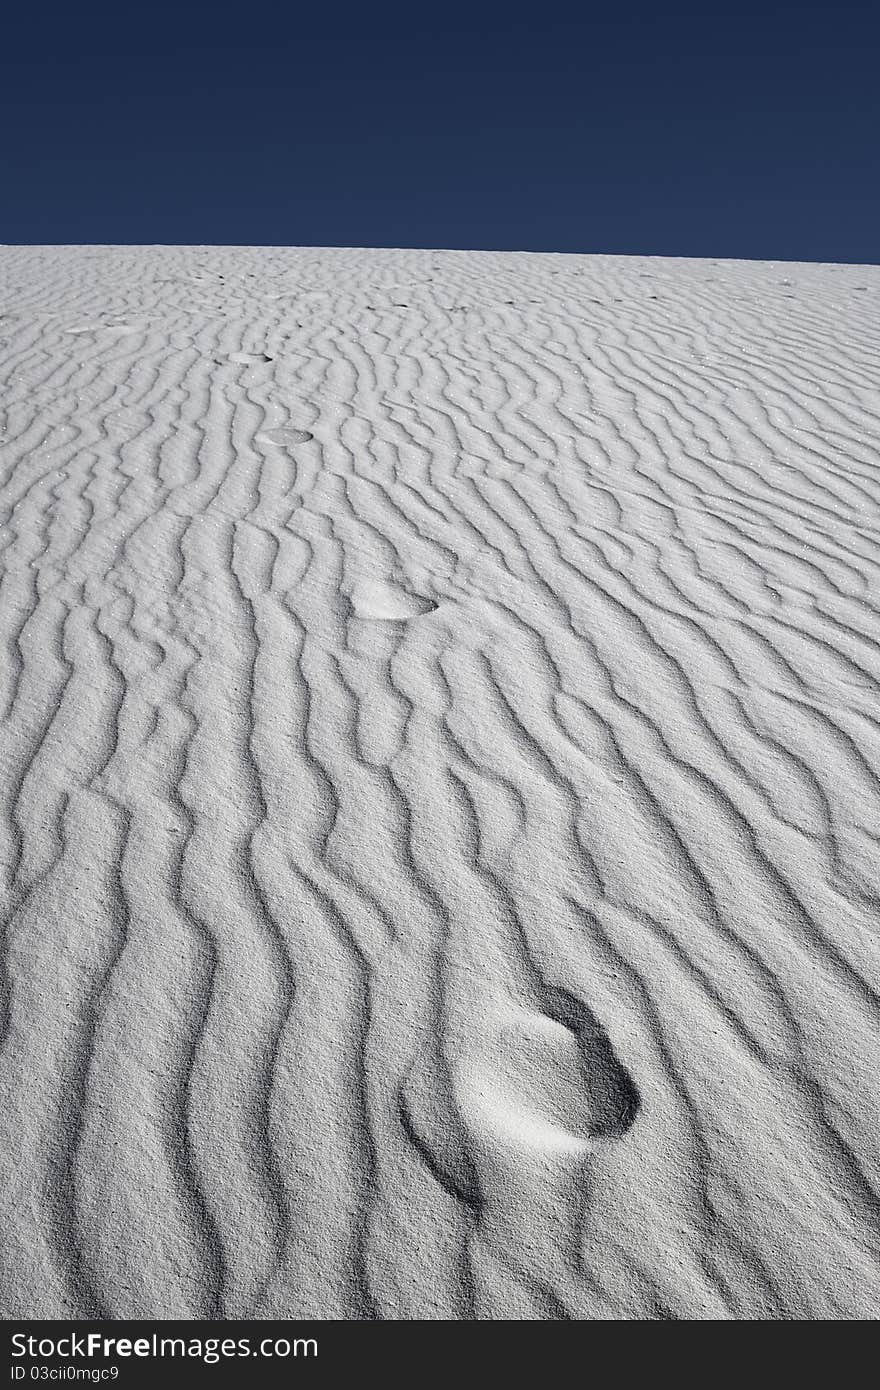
[261,427,314,445]
[458,997,639,1155]
[347,579,436,622]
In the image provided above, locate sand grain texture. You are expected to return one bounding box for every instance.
[1,246,879,1318]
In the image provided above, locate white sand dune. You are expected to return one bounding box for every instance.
[1,245,879,1320]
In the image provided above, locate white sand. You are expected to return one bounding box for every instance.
[1,246,879,1319]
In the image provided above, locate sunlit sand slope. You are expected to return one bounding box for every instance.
[1,246,879,1318]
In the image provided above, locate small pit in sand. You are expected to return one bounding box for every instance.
[346,579,437,622]
[260,426,314,446]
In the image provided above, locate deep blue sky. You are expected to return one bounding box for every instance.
[3,1,878,261]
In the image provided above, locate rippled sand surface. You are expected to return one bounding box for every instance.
[1,246,879,1318]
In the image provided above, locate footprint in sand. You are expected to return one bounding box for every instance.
[345,578,437,622]
[398,985,639,1267]
[459,988,639,1156]
[259,426,314,446]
